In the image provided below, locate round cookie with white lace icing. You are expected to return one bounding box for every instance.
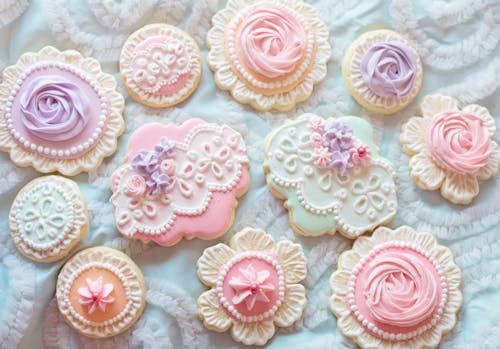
[120,23,202,108]
[110,118,250,246]
[330,226,462,349]
[263,113,397,238]
[56,247,146,338]
[9,175,88,263]
[343,30,423,115]
[207,0,331,112]
[0,46,125,175]
[197,227,307,346]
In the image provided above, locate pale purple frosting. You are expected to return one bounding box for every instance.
[20,76,90,142]
[131,137,176,195]
[360,41,417,98]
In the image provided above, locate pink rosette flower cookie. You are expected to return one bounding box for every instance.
[197,227,307,346]
[207,0,331,111]
[0,46,124,175]
[330,226,462,349]
[400,94,500,204]
[343,30,423,115]
[110,118,250,246]
[120,24,202,108]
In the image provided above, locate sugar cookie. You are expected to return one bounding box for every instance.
[120,24,202,108]
[207,0,331,111]
[9,175,88,263]
[330,226,462,349]
[56,247,146,338]
[110,118,250,246]
[197,227,307,346]
[0,46,125,175]
[400,94,500,204]
[263,113,397,238]
[343,29,423,115]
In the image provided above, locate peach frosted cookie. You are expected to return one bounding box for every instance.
[343,30,423,115]
[400,94,500,204]
[120,24,202,108]
[330,226,462,349]
[56,247,146,338]
[197,227,307,346]
[207,0,331,111]
[0,46,124,175]
[110,119,250,246]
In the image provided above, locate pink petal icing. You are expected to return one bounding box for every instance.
[238,5,306,78]
[229,263,275,311]
[78,276,115,314]
[425,111,491,174]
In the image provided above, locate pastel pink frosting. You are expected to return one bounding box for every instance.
[238,5,306,78]
[78,276,115,314]
[425,111,491,174]
[353,246,442,335]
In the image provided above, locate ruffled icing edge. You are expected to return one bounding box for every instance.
[0,46,125,176]
[329,226,463,349]
[56,247,146,338]
[343,29,423,115]
[206,0,331,112]
[120,23,202,108]
[196,227,308,346]
[9,175,88,262]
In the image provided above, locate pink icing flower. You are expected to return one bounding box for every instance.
[311,132,323,147]
[238,6,306,78]
[313,146,332,168]
[160,159,176,176]
[425,111,491,174]
[229,263,275,311]
[125,174,147,197]
[308,118,324,133]
[349,143,372,166]
[78,276,115,314]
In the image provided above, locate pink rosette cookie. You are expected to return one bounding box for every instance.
[56,247,146,338]
[120,24,202,108]
[343,30,423,115]
[207,0,331,111]
[197,227,307,346]
[0,46,125,175]
[110,118,250,246]
[330,226,462,349]
[400,94,500,204]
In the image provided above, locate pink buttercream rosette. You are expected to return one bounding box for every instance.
[400,94,500,204]
[330,226,462,349]
[197,227,307,346]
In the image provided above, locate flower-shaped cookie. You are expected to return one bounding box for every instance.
[343,30,423,115]
[110,119,249,246]
[330,226,462,349]
[263,113,397,238]
[400,94,500,204]
[207,0,331,111]
[197,228,307,346]
[0,46,124,175]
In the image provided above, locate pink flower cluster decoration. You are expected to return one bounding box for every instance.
[78,276,115,314]
[308,118,371,174]
[229,263,275,311]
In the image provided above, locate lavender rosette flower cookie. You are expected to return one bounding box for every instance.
[263,113,397,239]
[0,46,125,175]
[343,30,423,115]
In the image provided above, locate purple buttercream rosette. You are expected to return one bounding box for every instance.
[360,41,417,98]
[131,137,176,195]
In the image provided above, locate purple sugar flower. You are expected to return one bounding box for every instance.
[322,121,353,152]
[330,149,353,175]
[131,136,176,195]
